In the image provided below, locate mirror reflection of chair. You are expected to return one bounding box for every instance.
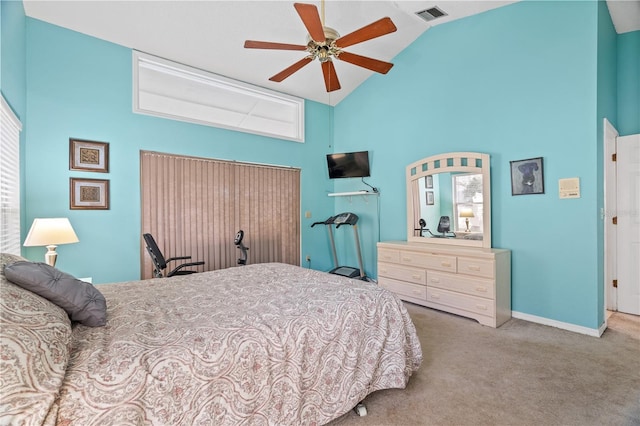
[437,216,456,238]
[143,233,205,278]
[414,218,428,237]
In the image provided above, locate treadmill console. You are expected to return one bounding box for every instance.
[333,212,359,227]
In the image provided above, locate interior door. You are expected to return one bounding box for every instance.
[616,134,640,315]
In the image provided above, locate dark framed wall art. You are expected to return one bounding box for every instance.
[70,178,110,210]
[426,191,434,205]
[425,175,433,189]
[510,157,544,195]
[70,138,109,173]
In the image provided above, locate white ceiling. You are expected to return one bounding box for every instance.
[23,0,640,106]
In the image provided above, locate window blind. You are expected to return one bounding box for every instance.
[0,95,22,255]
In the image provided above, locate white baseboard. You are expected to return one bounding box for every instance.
[512,311,606,337]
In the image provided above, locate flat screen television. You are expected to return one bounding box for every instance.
[326,151,370,179]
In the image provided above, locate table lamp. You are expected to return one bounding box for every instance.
[459,209,475,232]
[23,218,79,267]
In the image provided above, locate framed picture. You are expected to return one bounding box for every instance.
[510,157,544,196]
[426,191,434,205]
[70,138,109,173]
[70,178,110,210]
[425,175,433,189]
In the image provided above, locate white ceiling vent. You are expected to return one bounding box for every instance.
[415,6,448,23]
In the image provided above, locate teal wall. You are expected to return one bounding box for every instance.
[21,18,336,282]
[1,0,26,115]
[333,1,606,329]
[3,0,638,330]
[617,31,640,135]
[595,0,618,327]
[1,0,27,237]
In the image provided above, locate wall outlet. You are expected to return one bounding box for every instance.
[305,255,311,262]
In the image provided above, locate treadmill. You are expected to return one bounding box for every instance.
[311,212,366,280]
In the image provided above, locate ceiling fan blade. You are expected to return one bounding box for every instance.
[322,60,341,92]
[269,57,313,82]
[334,17,397,49]
[294,3,326,43]
[336,51,394,74]
[244,40,308,51]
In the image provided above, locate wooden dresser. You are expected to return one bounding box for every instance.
[377,241,511,327]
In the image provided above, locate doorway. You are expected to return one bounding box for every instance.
[603,119,640,317]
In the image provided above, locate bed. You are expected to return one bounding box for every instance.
[0,253,422,425]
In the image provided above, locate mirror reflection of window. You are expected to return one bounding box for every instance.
[453,174,483,233]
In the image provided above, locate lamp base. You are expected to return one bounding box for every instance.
[465,218,470,233]
[44,245,58,267]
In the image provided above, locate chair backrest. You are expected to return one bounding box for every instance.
[143,233,167,271]
[437,216,451,234]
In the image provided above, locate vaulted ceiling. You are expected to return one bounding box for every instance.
[23,1,640,106]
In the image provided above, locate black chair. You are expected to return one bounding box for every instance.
[437,216,451,234]
[437,216,456,238]
[143,233,205,278]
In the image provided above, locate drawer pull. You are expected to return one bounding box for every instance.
[476,304,488,310]
[475,286,488,293]
[380,269,387,274]
[430,278,441,283]
[411,274,421,280]
[402,257,412,262]
[431,293,440,299]
[441,262,452,267]
[467,265,481,271]
[412,290,422,296]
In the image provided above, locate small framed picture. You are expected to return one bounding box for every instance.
[510,157,544,196]
[425,175,433,189]
[70,178,110,210]
[70,139,109,173]
[426,191,434,205]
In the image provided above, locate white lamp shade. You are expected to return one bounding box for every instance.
[24,218,79,246]
[460,209,475,218]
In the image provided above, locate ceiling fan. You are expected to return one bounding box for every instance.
[244,2,397,92]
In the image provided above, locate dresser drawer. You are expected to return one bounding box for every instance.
[427,287,495,317]
[428,271,495,299]
[457,257,495,279]
[378,262,426,285]
[379,277,427,301]
[399,251,456,273]
[378,248,400,263]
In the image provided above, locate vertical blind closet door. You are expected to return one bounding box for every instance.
[140,151,300,279]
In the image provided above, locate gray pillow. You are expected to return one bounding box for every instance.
[4,261,107,327]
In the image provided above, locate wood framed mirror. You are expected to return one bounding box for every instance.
[407,152,491,248]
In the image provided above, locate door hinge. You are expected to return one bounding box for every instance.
[612,216,618,225]
[612,153,617,162]
[613,279,618,288]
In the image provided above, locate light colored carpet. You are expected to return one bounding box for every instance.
[608,311,640,340]
[328,303,640,426]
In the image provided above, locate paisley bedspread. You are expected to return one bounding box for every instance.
[52,263,422,425]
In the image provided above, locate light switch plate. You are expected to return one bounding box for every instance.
[559,177,580,199]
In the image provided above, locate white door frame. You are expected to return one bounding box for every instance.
[603,118,618,319]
